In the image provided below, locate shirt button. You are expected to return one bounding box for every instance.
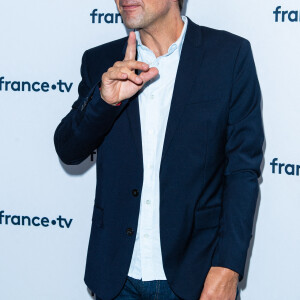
[148,164,153,169]
[146,200,151,205]
[126,228,134,236]
[132,189,139,197]
[144,233,149,238]
[148,129,154,134]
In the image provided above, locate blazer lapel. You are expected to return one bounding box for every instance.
[124,17,204,167]
[123,41,144,166]
[161,18,203,163]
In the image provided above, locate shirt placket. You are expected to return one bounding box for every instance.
[140,51,160,279]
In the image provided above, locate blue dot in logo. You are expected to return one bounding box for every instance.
[51,220,56,225]
[51,84,56,90]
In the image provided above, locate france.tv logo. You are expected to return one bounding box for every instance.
[0,210,73,228]
[273,6,300,22]
[90,9,123,24]
[270,158,300,176]
[0,76,73,93]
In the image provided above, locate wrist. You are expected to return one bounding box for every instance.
[99,86,121,106]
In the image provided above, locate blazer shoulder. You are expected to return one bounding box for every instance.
[80,36,128,83]
[83,36,128,66]
[199,25,251,51]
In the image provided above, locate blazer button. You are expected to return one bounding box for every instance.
[126,227,134,236]
[132,189,139,197]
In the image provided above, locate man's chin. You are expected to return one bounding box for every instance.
[123,21,140,29]
[124,23,137,29]
[122,15,145,30]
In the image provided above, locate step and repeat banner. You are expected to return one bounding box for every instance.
[0,0,299,299]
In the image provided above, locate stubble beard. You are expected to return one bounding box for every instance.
[122,12,154,30]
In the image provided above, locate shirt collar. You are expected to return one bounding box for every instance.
[135,15,188,58]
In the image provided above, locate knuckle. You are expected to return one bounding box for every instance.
[205,290,214,298]
[120,67,128,73]
[114,61,122,67]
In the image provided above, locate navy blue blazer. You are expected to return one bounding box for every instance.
[54,17,264,300]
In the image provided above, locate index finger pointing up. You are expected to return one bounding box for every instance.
[124,31,137,61]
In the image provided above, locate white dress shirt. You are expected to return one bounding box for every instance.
[127,16,188,281]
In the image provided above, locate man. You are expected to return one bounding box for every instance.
[54,0,264,299]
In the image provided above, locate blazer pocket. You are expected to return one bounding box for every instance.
[92,205,104,228]
[194,205,221,230]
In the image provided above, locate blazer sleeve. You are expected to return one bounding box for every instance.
[211,39,265,281]
[53,50,125,165]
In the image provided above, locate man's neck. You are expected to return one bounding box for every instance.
[138,12,184,57]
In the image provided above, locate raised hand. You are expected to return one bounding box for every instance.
[100,31,159,105]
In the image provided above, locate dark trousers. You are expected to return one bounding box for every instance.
[95,275,240,299]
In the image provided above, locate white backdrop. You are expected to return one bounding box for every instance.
[0,0,299,299]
